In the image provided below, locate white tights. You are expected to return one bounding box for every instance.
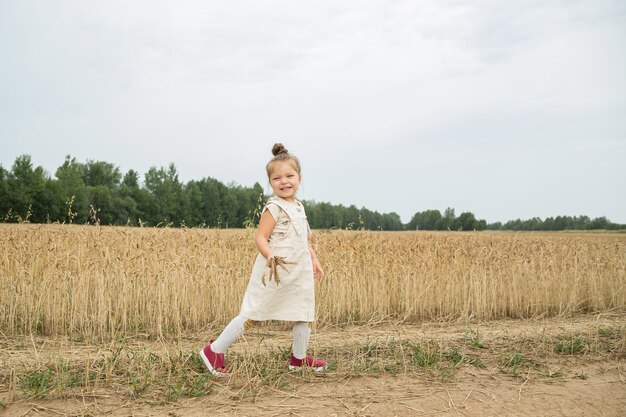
[291,321,311,359]
[211,315,311,359]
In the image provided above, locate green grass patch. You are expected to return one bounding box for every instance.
[555,335,587,355]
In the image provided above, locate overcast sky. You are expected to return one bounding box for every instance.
[1,0,625,224]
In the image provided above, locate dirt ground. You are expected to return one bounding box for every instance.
[2,314,625,417]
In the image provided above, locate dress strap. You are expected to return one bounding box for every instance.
[265,197,304,236]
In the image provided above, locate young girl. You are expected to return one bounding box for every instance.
[200,143,327,376]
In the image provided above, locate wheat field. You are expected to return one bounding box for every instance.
[0,224,624,339]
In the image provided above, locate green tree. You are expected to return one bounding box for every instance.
[487,221,502,230]
[81,161,123,225]
[436,207,455,230]
[83,160,122,188]
[409,209,442,230]
[55,156,88,223]
[0,165,9,218]
[118,169,149,225]
[144,164,184,226]
[302,200,321,228]
[197,178,223,226]
[7,155,60,223]
[344,205,361,229]
[182,180,205,227]
[456,211,478,231]
[590,216,610,230]
[381,212,403,230]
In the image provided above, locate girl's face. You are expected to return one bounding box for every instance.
[269,161,301,202]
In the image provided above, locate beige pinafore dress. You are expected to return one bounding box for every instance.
[239,196,315,322]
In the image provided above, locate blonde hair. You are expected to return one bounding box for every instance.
[266,143,301,178]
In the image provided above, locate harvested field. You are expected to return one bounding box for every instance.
[1,314,624,416]
[0,225,624,415]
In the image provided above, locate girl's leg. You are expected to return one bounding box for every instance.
[290,321,326,371]
[211,315,247,354]
[292,321,311,359]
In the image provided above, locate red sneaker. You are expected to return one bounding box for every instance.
[288,354,327,372]
[199,340,228,377]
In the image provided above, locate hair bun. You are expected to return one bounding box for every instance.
[272,143,288,156]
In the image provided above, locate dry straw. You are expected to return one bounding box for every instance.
[0,224,624,339]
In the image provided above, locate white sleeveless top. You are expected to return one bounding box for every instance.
[239,196,315,322]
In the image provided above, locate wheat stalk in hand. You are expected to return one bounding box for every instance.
[262,256,297,286]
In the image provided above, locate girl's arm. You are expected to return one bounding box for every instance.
[255,210,277,259]
[309,244,325,278]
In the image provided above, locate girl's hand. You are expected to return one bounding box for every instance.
[262,256,296,286]
[309,245,324,279]
[313,259,324,279]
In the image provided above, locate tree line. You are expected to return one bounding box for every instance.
[1,155,623,231]
[486,216,624,231]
